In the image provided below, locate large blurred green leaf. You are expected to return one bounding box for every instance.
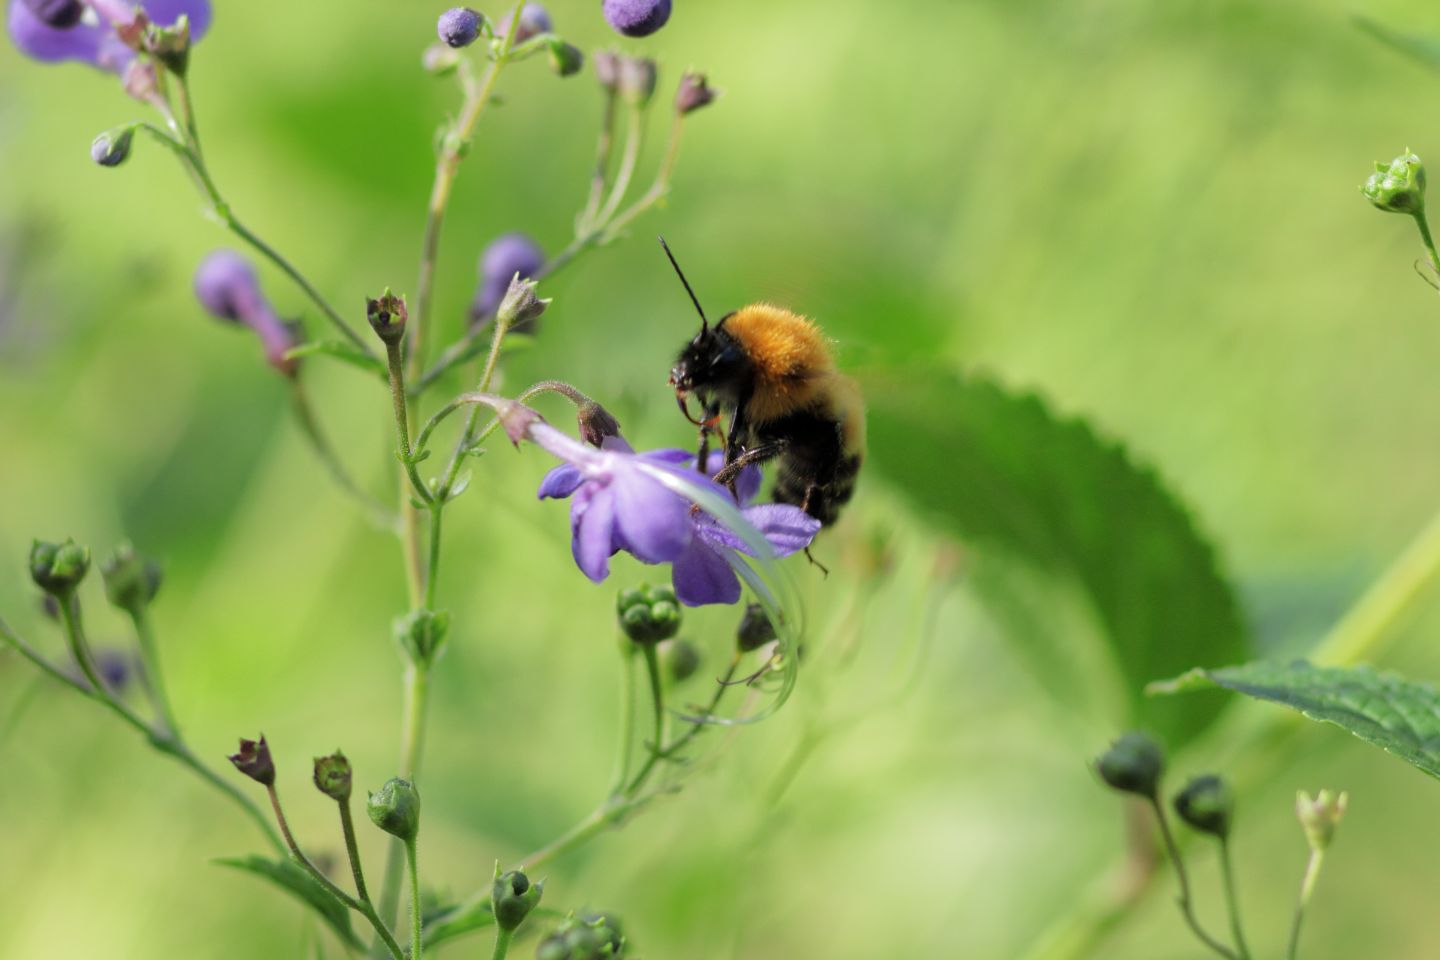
[215,855,364,951]
[863,367,1251,745]
[1156,661,1440,781]
[1355,16,1440,73]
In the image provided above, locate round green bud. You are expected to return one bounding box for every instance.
[663,638,702,684]
[616,583,682,644]
[313,751,353,802]
[395,608,451,666]
[367,777,421,842]
[29,539,91,597]
[1362,150,1427,215]
[101,542,162,611]
[1095,732,1165,799]
[366,289,409,346]
[535,912,625,960]
[1173,774,1233,839]
[492,869,543,932]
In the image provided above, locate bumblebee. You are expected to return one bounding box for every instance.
[661,239,865,527]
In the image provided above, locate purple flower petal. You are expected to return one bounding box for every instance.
[537,463,584,500]
[144,0,212,37]
[610,470,691,563]
[671,539,741,607]
[698,449,762,504]
[699,503,820,559]
[571,485,617,581]
[8,2,107,64]
[639,448,693,466]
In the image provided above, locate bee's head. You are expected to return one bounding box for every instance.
[669,324,716,392]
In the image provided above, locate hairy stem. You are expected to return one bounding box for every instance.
[407,840,423,960]
[1149,797,1237,960]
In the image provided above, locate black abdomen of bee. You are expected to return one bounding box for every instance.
[758,409,861,527]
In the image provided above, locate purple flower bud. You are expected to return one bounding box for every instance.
[437,7,485,48]
[90,127,134,167]
[193,250,302,376]
[19,0,83,29]
[616,55,657,106]
[471,233,545,325]
[602,0,671,38]
[8,0,211,71]
[229,735,275,787]
[497,3,552,44]
[593,49,620,91]
[577,401,622,447]
[674,71,716,115]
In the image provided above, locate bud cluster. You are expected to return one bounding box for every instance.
[536,912,626,960]
[616,584,682,644]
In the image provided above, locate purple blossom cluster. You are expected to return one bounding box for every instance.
[193,250,302,376]
[8,0,210,72]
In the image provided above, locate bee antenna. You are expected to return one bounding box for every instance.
[658,236,709,333]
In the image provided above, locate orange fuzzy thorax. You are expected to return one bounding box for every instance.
[721,303,836,422]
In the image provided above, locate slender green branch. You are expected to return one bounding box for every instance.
[384,340,432,508]
[266,785,406,960]
[290,380,398,530]
[408,3,523,377]
[127,603,180,738]
[579,88,619,233]
[608,644,638,797]
[491,928,514,960]
[595,103,645,226]
[1149,797,1238,960]
[1286,849,1324,960]
[406,840,423,960]
[377,662,431,936]
[1414,210,1440,277]
[338,800,372,903]
[1218,838,1251,960]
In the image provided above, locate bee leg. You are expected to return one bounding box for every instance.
[694,400,721,475]
[712,441,786,491]
[798,485,830,576]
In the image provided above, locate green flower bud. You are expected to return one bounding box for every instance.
[100,542,162,612]
[617,55,657,107]
[395,608,450,666]
[616,584,682,644]
[1173,774,1233,839]
[1094,732,1165,799]
[496,275,550,330]
[228,735,276,787]
[663,638,701,684]
[492,868,543,932]
[29,538,90,597]
[145,15,192,76]
[367,289,408,345]
[535,912,626,960]
[735,602,776,653]
[548,39,584,77]
[1362,150,1426,215]
[1296,789,1348,852]
[313,751,353,802]
[367,777,420,842]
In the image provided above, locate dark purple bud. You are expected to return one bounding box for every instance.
[90,127,134,167]
[437,7,485,48]
[194,250,302,376]
[497,3,552,44]
[19,0,84,29]
[736,602,775,652]
[548,39,584,77]
[602,0,671,38]
[92,649,134,693]
[675,71,717,115]
[471,233,545,325]
[593,49,621,91]
[616,55,657,107]
[576,401,622,448]
[366,288,408,346]
[229,735,275,786]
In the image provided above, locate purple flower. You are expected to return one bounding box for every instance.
[535,430,820,606]
[8,0,211,71]
[193,250,301,376]
[471,232,545,326]
[601,0,671,38]
[497,3,551,44]
[437,6,483,49]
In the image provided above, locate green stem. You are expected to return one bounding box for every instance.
[0,674,44,747]
[377,663,432,934]
[608,644,638,797]
[406,840,423,960]
[595,104,645,226]
[1218,838,1251,960]
[1286,848,1324,960]
[385,341,432,507]
[268,785,406,960]
[408,3,521,378]
[491,928,514,960]
[290,379,398,530]
[1414,209,1440,278]
[1149,797,1237,960]
[579,89,619,234]
[424,505,443,611]
[127,603,180,738]
[338,799,372,903]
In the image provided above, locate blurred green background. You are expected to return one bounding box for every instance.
[7,0,1440,957]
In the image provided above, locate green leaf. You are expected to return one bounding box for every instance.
[1354,16,1440,73]
[216,855,364,951]
[1154,660,1440,780]
[862,366,1251,746]
[284,340,388,380]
